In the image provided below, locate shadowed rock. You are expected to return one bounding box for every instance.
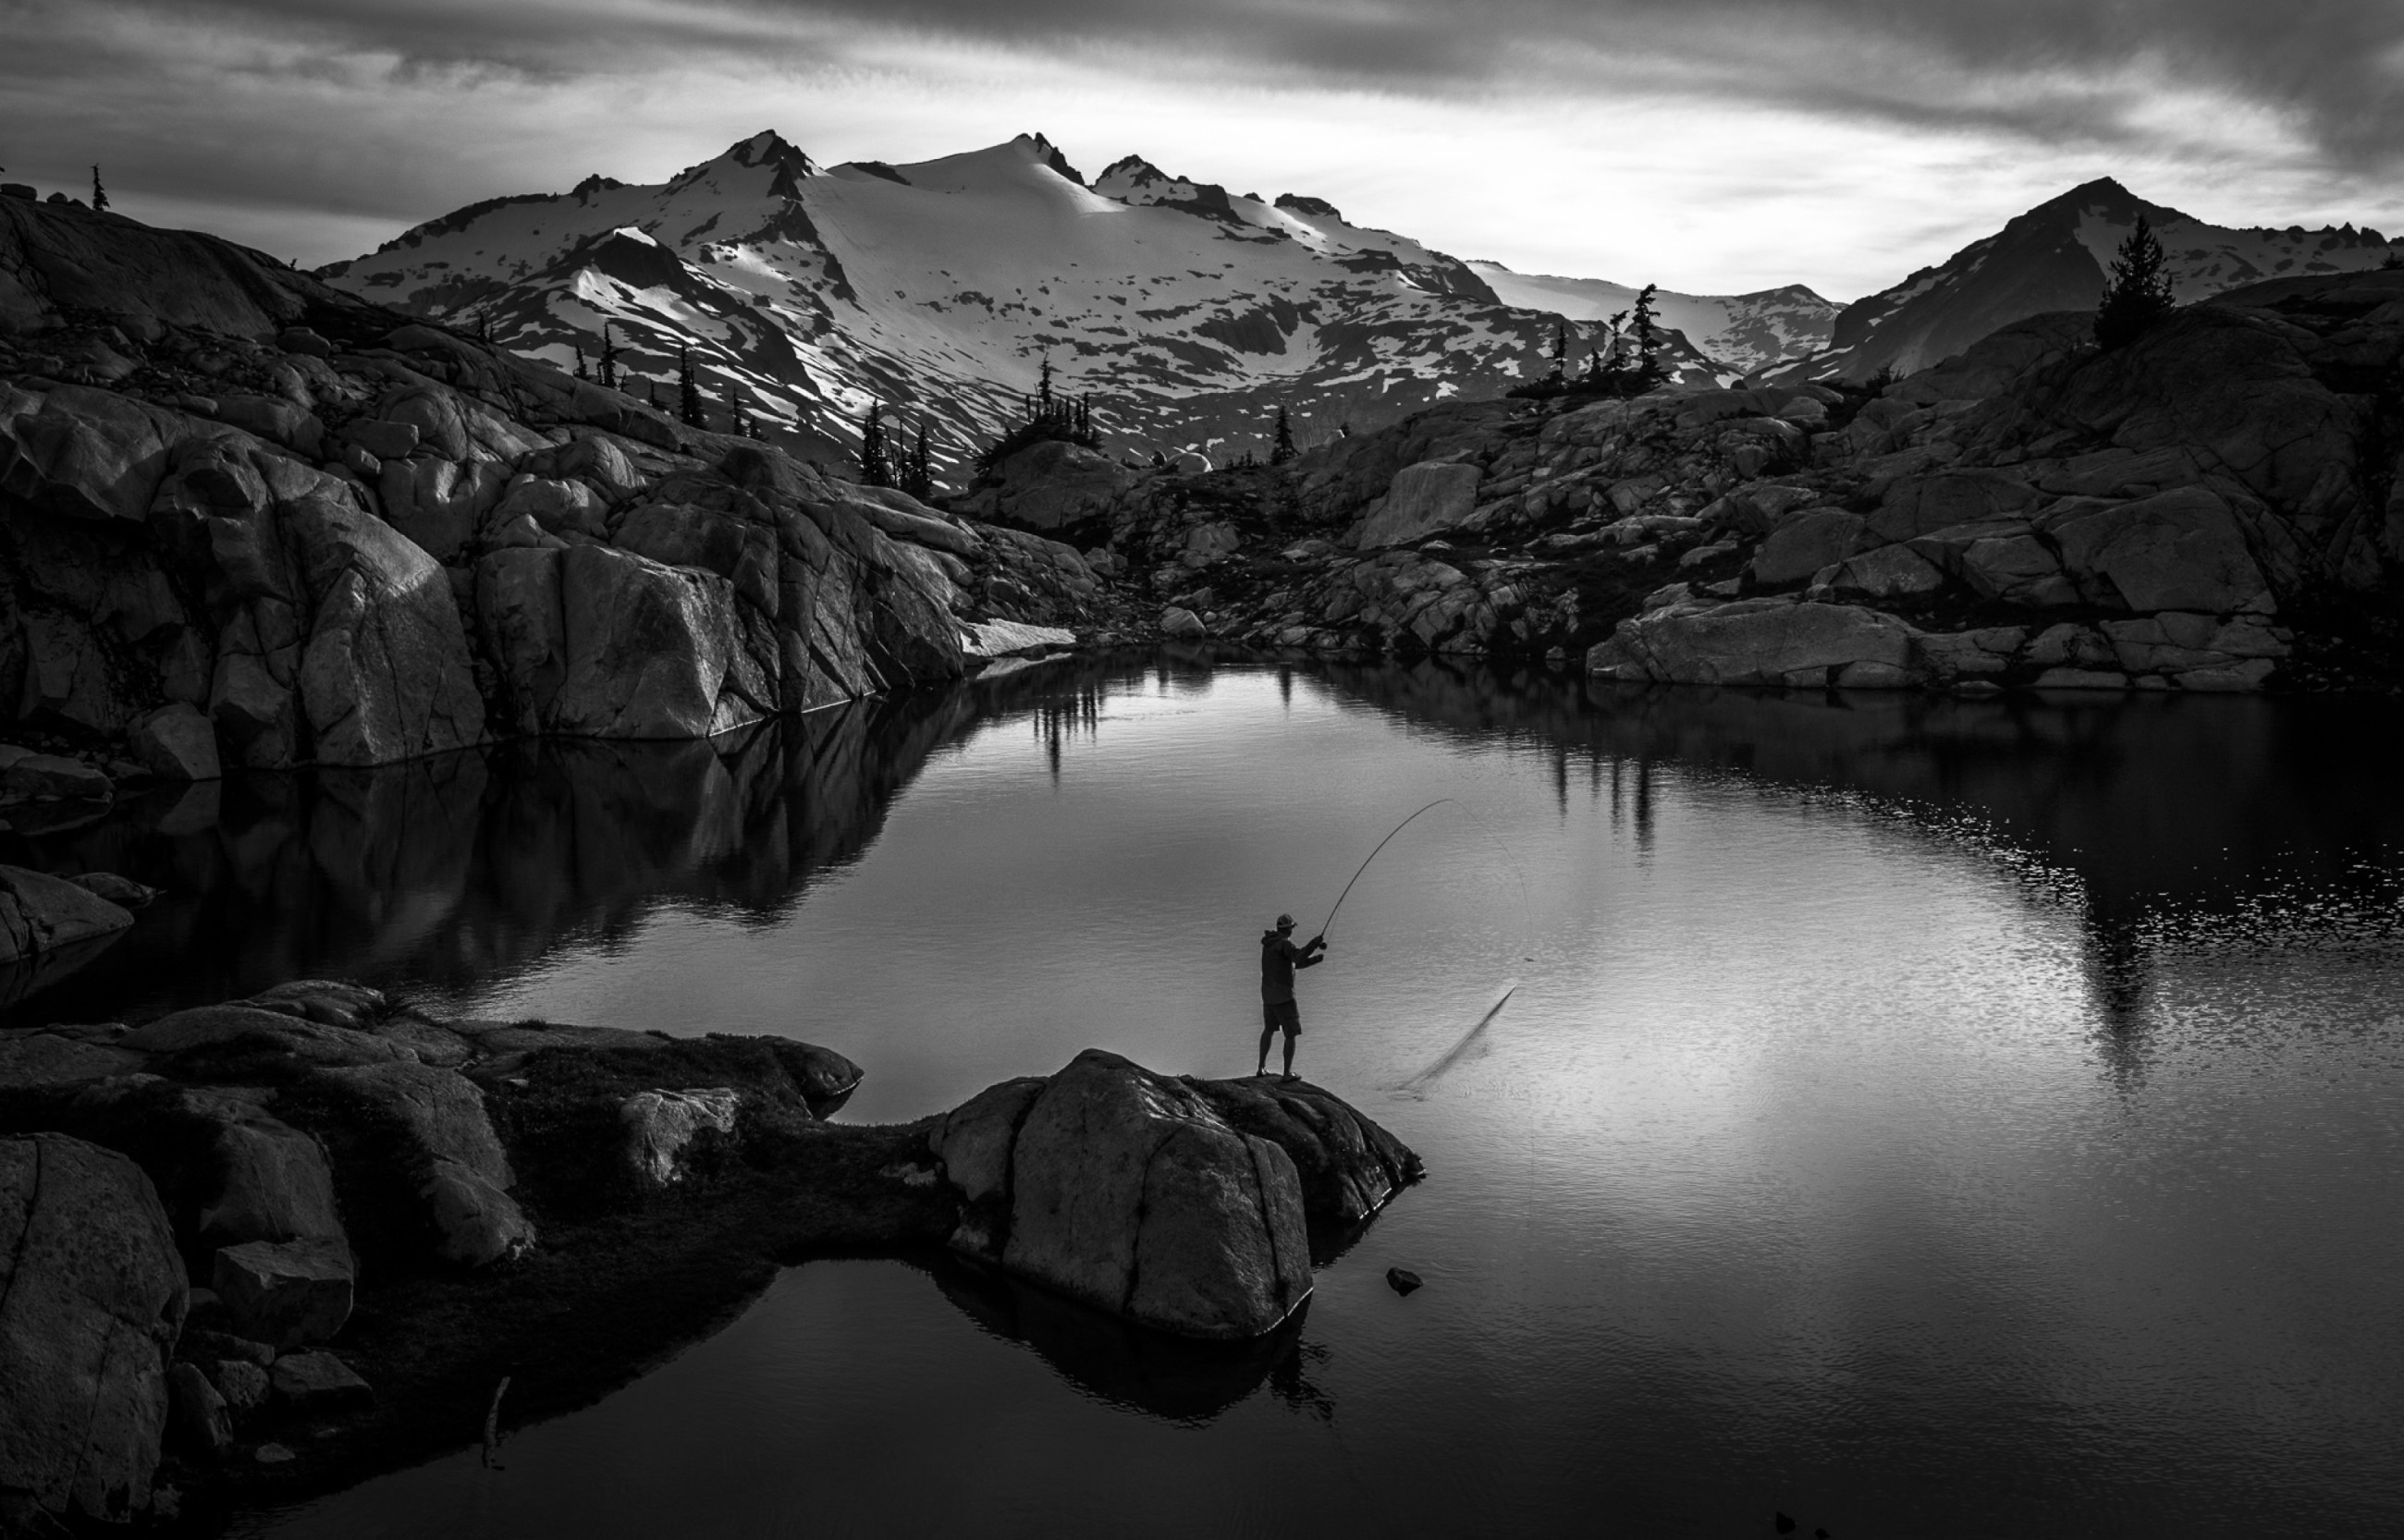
[0,1132,187,1524]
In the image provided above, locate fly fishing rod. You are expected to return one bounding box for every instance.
[1318,798,1458,939]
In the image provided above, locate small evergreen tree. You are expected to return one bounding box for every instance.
[859,402,891,487]
[722,376,747,438]
[677,346,705,427]
[1269,405,1296,465]
[1037,355,1055,413]
[1549,319,1567,380]
[900,421,936,500]
[573,347,588,381]
[2096,215,2177,350]
[1631,285,1663,385]
[599,324,619,390]
[90,166,109,213]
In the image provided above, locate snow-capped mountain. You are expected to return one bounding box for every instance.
[1786,177,2401,382]
[321,131,1728,474]
[1466,264,1837,377]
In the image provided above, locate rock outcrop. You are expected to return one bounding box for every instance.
[2,197,1105,774]
[0,1132,187,1525]
[2,975,1417,1524]
[0,863,134,966]
[943,263,2394,692]
[928,1050,1419,1339]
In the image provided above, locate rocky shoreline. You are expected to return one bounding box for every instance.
[958,269,2401,697]
[0,977,1417,1534]
[6,194,2399,857]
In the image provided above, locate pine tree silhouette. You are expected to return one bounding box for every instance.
[722,376,747,438]
[901,420,936,500]
[573,347,588,381]
[677,346,705,427]
[1631,285,1663,386]
[2096,215,2177,350]
[1269,406,1296,465]
[90,165,108,214]
[599,324,619,390]
[859,402,891,487]
[1550,319,1566,380]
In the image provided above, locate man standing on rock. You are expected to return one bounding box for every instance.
[1257,913,1329,1081]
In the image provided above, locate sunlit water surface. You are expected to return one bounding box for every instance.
[14,660,2399,1537]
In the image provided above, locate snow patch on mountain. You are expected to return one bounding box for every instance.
[1469,263,1838,375]
[323,130,1718,475]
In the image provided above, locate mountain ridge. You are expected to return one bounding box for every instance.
[318,130,1731,473]
[1784,176,2399,381]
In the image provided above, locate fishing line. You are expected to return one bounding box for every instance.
[1319,797,1542,1097]
[1392,983,1517,1096]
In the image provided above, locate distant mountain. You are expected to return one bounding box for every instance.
[1784,177,2401,382]
[321,131,1730,473]
[1466,264,1838,377]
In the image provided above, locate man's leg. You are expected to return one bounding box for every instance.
[1282,1021,1298,1079]
[1257,1021,1275,1076]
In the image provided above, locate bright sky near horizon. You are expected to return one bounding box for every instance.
[2,0,2398,302]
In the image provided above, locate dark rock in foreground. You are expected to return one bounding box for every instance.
[0,980,1416,1529]
[0,1132,186,1526]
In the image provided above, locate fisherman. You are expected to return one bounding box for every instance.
[1257,913,1329,1081]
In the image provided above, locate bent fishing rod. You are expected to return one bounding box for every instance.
[1317,798,1458,940]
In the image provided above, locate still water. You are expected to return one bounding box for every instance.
[10,658,2402,1537]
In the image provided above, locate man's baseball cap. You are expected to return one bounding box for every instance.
[1275,913,1296,929]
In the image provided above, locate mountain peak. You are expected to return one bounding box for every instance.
[723,129,813,177]
[1275,193,1343,222]
[1015,131,1087,188]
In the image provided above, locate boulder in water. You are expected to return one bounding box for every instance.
[0,863,133,967]
[932,1051,1418,1340]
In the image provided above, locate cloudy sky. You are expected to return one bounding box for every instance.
[3,0,2398,300]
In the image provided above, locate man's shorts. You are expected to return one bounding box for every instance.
[1262,999,1301,1035]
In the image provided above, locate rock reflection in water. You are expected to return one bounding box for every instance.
[0,691,991,1026]
[923,1253,1332,1425]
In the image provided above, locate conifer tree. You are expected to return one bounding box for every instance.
[677,346,705,427]
[2096,215,2177,350]
[599,324,619,390]
[722,376,746,439]
[573,347,588,381]
[1550,319,1567,379]
[1269,405,1296,465]
[901,421,936,500]
[1037,356,1055,414]
[859,402,891,487]
[90,166,108,213]
[1631,285,1663,385]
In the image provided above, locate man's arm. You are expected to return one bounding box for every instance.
[1296,935,1328,969]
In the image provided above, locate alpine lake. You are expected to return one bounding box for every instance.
[7,653,2400,1539]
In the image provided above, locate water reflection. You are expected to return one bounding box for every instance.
[4,687,1005,1025]
[12,656,2403,1051]
[188,656,2402,1539]
[926,1253,1330,1424]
